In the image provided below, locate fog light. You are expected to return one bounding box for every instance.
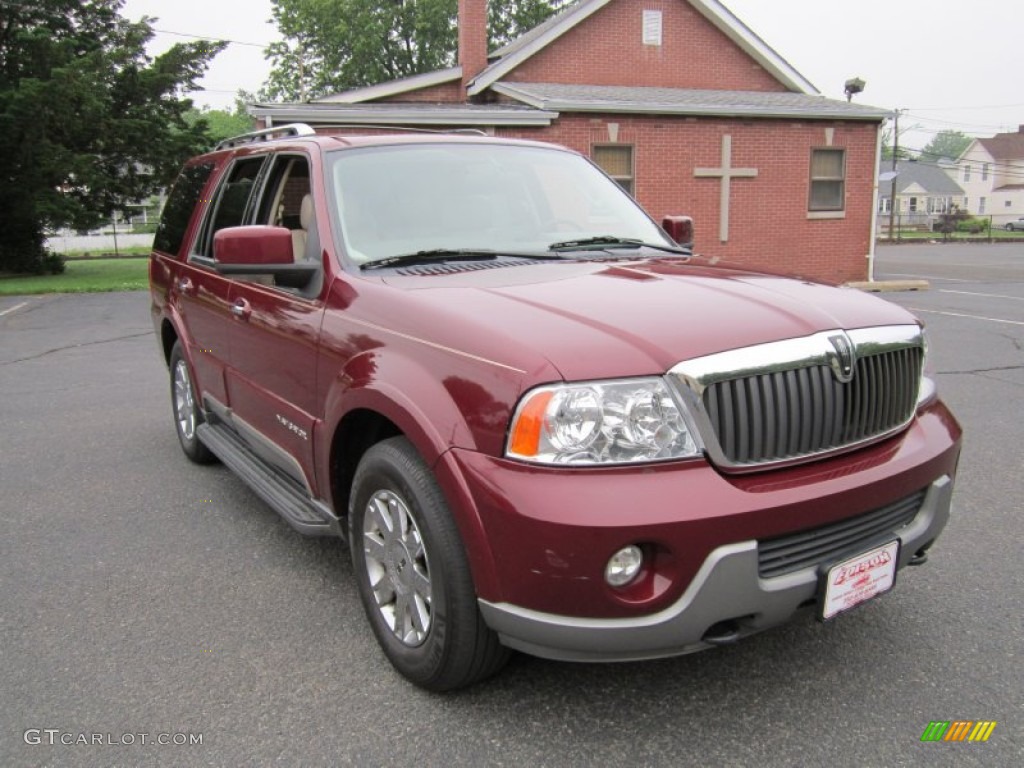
[605,545,643,587]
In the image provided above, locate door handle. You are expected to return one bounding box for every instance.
[177,277,194,295]
[231,298,252,320]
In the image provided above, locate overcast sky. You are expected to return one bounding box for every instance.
[121,0,1023,151]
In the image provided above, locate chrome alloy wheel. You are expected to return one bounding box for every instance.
[362,489,433,646]
[173,359,197,441]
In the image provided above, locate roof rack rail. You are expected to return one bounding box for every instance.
[319,125,489,137]
[214,123,316,151]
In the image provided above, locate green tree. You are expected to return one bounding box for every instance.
[184,105,254,148]
[263,0,567,101]
[489,0,567,47]
[919,130,972,163]
[0,0,224,273]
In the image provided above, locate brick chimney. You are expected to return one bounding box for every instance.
[458,0,488,96]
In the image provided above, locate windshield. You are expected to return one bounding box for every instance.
[328,143,673,265]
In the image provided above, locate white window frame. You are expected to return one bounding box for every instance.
[808,148,846,213]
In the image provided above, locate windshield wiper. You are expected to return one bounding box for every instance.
[547,236,687,255]
[361,249,499,271]
[361,248,562,271]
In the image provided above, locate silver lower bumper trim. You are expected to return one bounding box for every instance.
[479,475,953,663]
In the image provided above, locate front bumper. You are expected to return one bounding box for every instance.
[478,475,952,662]
[431,401,960,661]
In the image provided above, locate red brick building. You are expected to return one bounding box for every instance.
[253,0,890,283]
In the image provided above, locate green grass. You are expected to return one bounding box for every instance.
[0,257,149,295]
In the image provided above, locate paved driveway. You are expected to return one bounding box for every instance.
[2,247,1021,766]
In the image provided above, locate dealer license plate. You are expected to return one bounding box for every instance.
[819,540,900,621]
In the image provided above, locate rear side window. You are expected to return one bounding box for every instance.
[153,163,214,255]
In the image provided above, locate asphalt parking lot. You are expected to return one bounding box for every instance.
[2,243,1021,766]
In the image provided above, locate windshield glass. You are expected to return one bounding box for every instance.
[328,143,672,265]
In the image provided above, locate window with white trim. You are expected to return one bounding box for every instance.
[963,164,972,182]
[592,145,635,196]
[979,197,987,214]
[808,148,845,212]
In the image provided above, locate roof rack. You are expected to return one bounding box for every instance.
[214,123,316,151]
[315,125,489,137]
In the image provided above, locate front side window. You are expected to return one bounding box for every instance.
[592,145,635,196]
[194,156,267,259]
[809,149,845,212]
[979,197,987,214]
[982,163,989,181]
[909,197,918,213]
[963,164,972,182]
[328,144,668,266]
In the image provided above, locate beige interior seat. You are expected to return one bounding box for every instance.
[292,194,313,262]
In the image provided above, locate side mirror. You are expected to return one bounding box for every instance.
[212,225,318,288]
[213,225,294,266]
[661,216,694,249]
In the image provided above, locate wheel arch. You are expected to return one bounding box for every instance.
[320,354,504,600]
[160,318,179,367]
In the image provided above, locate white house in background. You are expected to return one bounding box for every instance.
[877,158,964,230]
[954,125,1024,224]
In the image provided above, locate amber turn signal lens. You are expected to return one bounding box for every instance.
[508,390,554,457]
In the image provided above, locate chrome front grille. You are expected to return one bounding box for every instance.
[758,489,927,578]
[703,347,922,464]
[671,325,925,470]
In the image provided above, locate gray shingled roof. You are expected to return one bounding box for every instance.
[493,82,890,120]
[878,159,965,197]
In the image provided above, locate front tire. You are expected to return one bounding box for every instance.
[169,341,216,465]
[350,437,509,691]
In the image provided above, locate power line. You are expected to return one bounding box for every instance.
[150,28,275,50]
[903,102,1024,112]
[0,1,277,49]
[902,112,1020,134]
[885,152,1024,184]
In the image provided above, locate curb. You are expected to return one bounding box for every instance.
[845,280,930,293]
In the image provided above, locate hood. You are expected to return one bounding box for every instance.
[379,259,918,382]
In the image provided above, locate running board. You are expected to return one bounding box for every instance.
[196,421,343,539]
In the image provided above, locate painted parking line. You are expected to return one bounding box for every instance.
[907,307,1024,327]
[880,272,983,284]
[0,301,29,318]
[938,289,1024,302]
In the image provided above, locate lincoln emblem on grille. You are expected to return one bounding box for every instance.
[828,332,856,383]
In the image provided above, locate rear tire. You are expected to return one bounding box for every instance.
[350,437,509,691]
[169,341,216,465]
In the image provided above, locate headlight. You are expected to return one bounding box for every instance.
[917,327,936,407]
[506,378,701,465]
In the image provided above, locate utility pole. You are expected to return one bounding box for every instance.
[889,109,900,241]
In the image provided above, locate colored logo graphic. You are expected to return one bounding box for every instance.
[920,721,997,742]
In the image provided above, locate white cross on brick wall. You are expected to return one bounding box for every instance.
[694,135,758,243]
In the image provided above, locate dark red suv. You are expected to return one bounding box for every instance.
[150,125,961,690]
